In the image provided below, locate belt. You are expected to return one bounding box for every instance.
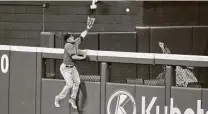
[65,65,74,68]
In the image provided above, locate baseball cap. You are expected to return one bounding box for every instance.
[63,32,75,43]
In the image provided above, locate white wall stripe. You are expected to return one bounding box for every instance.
[1,45,208,64]
[1,45,97,56]
[11,46,38,52]
[97,51,155,59]
[40,48,64,54]
[87,50,98,56]
[155,54,208,62]
[0,45,10,51]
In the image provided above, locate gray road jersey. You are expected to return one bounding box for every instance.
[63,43,77,66]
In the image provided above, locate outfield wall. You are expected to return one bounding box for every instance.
[0,45,208,114]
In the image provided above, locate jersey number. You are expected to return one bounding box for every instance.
[1,54,9,74]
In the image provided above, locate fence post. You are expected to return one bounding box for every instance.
[165,66,176,108]
[100,62,110,114]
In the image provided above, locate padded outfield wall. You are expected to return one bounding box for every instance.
[0,45,208,114]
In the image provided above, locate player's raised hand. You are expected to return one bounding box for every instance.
[87,16,95,29]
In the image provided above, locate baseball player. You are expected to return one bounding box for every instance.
[54,17,95,110]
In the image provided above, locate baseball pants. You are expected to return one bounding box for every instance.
[56,63,80,100]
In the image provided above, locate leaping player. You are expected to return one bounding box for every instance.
[54,17,95,110]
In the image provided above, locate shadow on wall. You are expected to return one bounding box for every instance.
[77,81,87,114]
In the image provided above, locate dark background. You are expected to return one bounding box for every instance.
[0,1,208,47]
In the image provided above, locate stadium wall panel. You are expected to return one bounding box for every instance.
[41,79,70,114]
[135,85,165,114]
[171,87,202,114]
[202,88,208,113]
[105,83,136,114]
[0,50,10,114]
[9,51,37,114]
[71,82,101,114]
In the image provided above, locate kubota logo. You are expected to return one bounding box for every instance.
[107,90,136,114]
[107,90,207,114]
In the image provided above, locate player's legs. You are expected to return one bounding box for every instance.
[57,69,73,99]
[69,66,80,110]
[55,64,73,107]
[71,66,81,99]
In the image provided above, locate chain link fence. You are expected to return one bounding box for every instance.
[43,58,100,82]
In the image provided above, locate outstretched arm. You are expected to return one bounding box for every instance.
[80,28,90,39]
[74,28,90,45]
[75,16,95,45]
